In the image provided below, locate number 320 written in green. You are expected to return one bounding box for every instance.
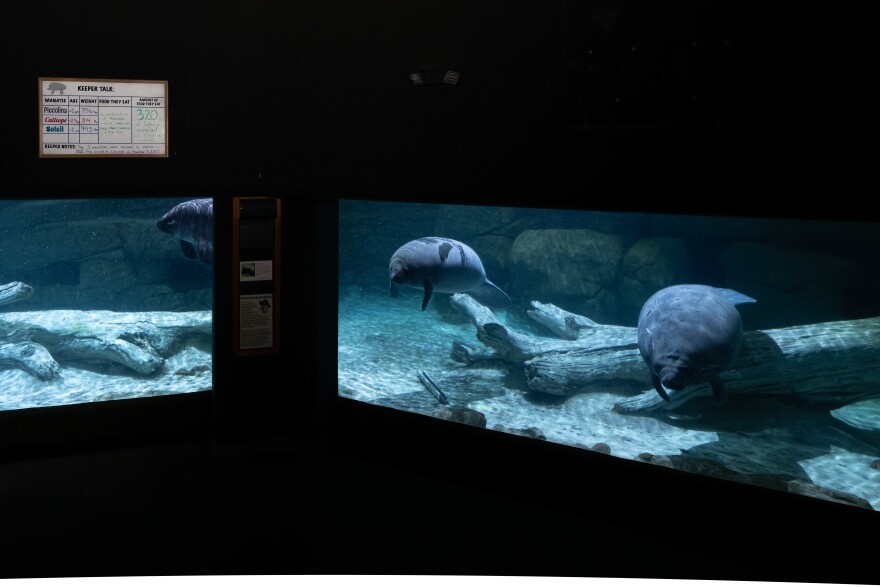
[136,109,160,121]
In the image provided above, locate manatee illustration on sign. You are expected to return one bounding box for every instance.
[48,82,67,95]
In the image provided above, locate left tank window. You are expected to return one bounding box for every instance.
[0,197,213,411]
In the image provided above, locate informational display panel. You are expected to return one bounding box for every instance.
[38,77,168,158]
[232,197,282,356]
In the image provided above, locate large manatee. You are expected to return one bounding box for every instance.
[157,198,214,264]
[637,284,756,404]
[389,237,511,311]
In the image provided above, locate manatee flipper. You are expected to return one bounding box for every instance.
[390,282,399,298]
[196,238,213,263]
[180,240,198,260]
[467,279,512,309]
[652,373,671,402]
[421,279,434,311]
[711,379,728,405]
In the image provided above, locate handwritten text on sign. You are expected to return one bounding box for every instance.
[39,78,168,157]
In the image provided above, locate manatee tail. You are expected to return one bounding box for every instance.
[716,288,756,306]
[467,280,512,309]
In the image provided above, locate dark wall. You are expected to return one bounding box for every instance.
[4,0,564,200]
[1,0,877,582]
[7,1,870,212]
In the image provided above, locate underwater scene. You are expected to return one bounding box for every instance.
[338,198,880,511]
[0,197,212,411]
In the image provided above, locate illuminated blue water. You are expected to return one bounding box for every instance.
[0,198,213,412]
[339,199,880,510]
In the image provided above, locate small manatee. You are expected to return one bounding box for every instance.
[389,237,511,311]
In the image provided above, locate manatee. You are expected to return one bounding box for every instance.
[157,198,214,264]
[389,237,511,311]
[637,284,756,404]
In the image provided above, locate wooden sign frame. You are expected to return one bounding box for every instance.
[232,197,282,356]
[38,77,169,158]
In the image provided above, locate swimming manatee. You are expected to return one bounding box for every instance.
[156,198,214,264]
[637,284,756,404]
[389,237,511,311]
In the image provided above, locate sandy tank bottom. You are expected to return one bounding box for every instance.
[338,286,880,510]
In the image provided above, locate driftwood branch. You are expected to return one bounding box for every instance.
[0,342,61,380]
[450,293,880,413]
[0,310,211,378]
[0,282,33,306]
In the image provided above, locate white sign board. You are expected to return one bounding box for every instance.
[239,294,275,350]
[38,77,168,157]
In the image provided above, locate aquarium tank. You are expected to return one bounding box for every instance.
[338,198,880,512]
[0,197,213,412]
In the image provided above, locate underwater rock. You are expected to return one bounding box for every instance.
[509,229,623,323]
[619,238,688,326]
[786,480,874,509]
[590,442,611,454]
[492,424,546,440]
[3,212,211,312]
[636,453,674,468]
[661,454,806,494]
[722,241,880,329]
[432,407,487,428]
[174,364,211,377]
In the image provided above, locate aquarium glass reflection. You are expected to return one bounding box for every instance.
[0,197,213,411]
[338,198,880,512]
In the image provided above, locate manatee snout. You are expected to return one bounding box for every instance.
[659,366,692,391]
[156,216,174,233]
[389,259,412,285]
[389,262,406,297]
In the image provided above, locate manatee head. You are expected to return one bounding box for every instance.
[156,212,176,234]
[389,255,420,297]
[389,257,410,285]
[156,199,213,240]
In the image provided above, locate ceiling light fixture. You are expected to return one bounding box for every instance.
[409,68,461,87]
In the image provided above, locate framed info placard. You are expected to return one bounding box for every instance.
[38,77,168,158]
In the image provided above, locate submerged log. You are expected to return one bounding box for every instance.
[0,310,211,377]
[0,341,61,380]
[0,282,33,306]
[0,281,209,379]
[449,293,880,413]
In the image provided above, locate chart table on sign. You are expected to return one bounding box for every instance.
[39,78,168,157]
